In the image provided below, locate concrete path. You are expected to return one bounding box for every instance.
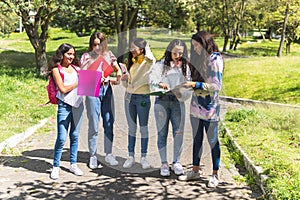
[0,85,259,199]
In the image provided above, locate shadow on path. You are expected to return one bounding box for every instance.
[0,148,254,199]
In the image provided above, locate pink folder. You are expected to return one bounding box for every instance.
[77,70,102,97]
[88,56,114,78]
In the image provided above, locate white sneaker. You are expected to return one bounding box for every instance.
[50,167,60,179]
[70,163,83,176]
[89,156,103,169]
[123,156,135,168]
[89,156,98,169]
[178,170,201,181]
[105,154,119,166]
[140,157,150,169]
[172,163,184,175]
[208,174,219,188]
[160,163,170,176]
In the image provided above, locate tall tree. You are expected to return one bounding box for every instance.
[5,0,60,76]
[277,2,289,57]
[111,0,141,62]
[276,0,300,56]
[230,0,246,50]
[220,0,234,52]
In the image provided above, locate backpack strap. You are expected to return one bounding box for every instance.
[57,64,65,81]
[57,64,78,78]
[70,64,79,74]
[39,65,65,106]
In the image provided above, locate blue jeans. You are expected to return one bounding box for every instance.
[86,84,115,156]
[53,100,84,167]
[124,93,150,157]
[190,117,221,171]
[154,94,185,164]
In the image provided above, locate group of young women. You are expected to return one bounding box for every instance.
[46,30,224,188]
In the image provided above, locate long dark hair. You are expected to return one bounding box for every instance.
[46,43,80,75]
[127,38,147,71]
[162,39,188,76]
[88,32,108,53]
[190,31,220,82]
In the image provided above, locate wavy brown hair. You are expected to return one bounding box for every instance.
[161,39,189,76]
[190,31,220,82]
[46,43,80,75]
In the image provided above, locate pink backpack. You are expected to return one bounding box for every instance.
[46,65,64,104]
[45,64,78,105]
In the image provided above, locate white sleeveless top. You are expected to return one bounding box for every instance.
[56,68,83,107]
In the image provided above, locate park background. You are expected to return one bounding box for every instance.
[1,0,300,199]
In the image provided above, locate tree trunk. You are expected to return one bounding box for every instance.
[286,43,290,54]
[223,35,229,52]
[114,0,127,63]
[232,0,245,51]
[24,24,48,76]
[113,0,139,63]
[129,11,138,47]
[233,32,241,50]
[277,3,289,57]
[117,31,128,63]
[221,0,231,52]
[286,39,291,54]
[229,31,235,50]
[259,29,265,41]
[35,48,47,76]
[17,4,59,76]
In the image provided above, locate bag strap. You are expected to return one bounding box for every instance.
[57,64,78,78]
[39,65,65,106]
[57,64,65,81]
[70,64,79,73]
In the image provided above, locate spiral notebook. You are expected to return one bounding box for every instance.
[77,70,102,97]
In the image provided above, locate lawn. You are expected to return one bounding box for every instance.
[224,106,300,199]
[223,56,300,105]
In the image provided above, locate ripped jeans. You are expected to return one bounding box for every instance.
[154,94,185,164]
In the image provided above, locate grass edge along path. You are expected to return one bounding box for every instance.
[223,103,300,200]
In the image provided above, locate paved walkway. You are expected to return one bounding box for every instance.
[0,85,259,199]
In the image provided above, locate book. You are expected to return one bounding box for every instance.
[77,70,102,97]
[148,87,170,96]
[88,55,114,78]
[148,84,193,100]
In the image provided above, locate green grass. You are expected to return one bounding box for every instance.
[223,56,300,105]
[0,56,56,142]
[227,38,300,57]
[224,106,300,199]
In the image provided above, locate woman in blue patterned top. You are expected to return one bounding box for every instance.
[179,31,224,188]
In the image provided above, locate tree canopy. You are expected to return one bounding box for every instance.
[1,0,300,75]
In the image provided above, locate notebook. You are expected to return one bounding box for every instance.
[88,55,114,77]
[77,70,102,97]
